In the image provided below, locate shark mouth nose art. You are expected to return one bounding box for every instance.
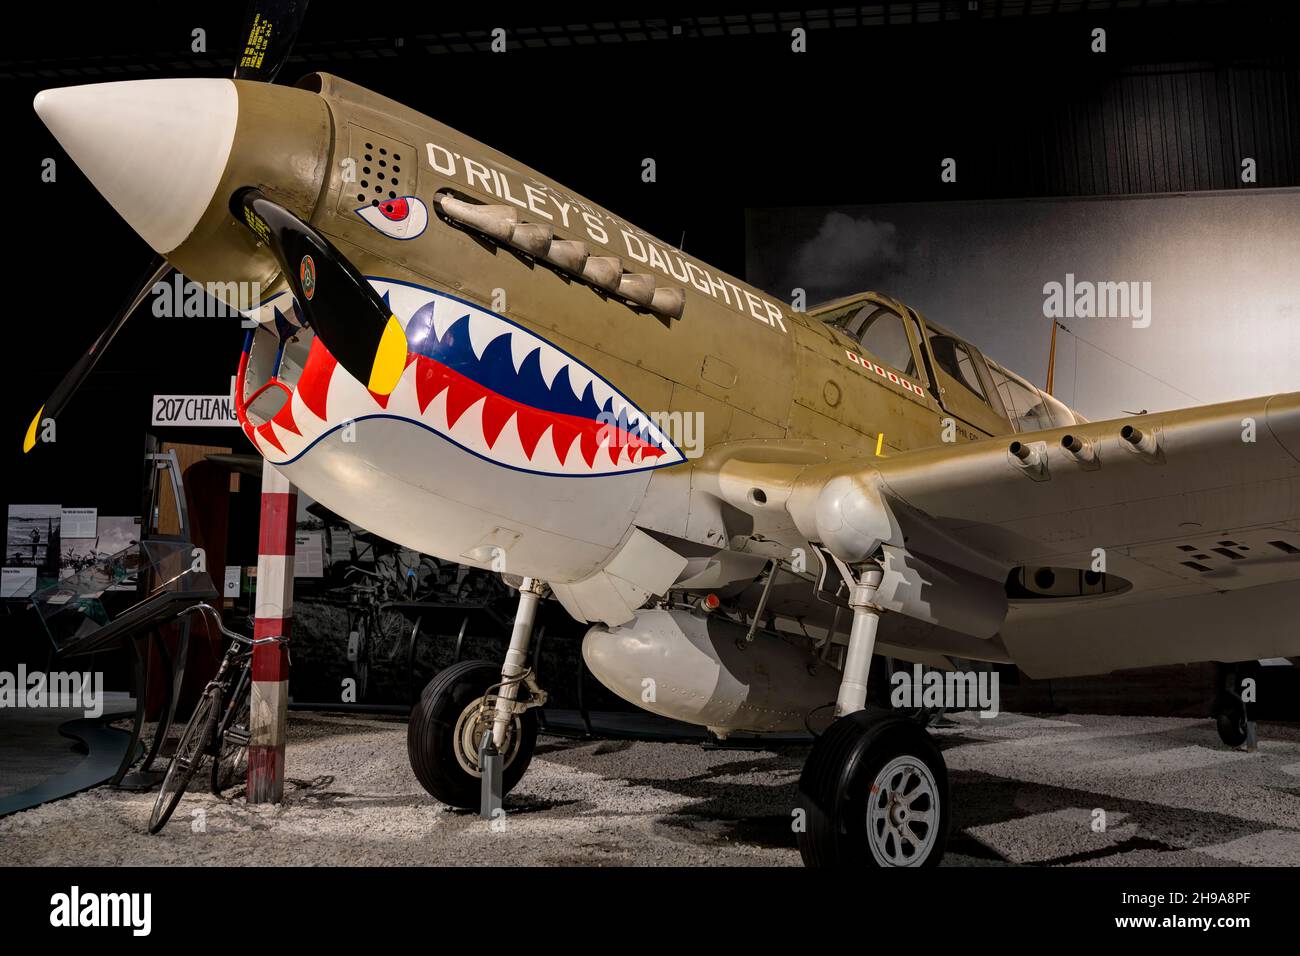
[242,279,686,476]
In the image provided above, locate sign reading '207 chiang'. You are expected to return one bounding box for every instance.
[150,377,239,427]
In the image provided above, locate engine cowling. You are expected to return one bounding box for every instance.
[582,608,842,735]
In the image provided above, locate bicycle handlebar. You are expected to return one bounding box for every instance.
[179,603,288,647]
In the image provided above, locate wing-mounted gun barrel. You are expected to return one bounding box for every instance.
[1120,422,1165,462]
[1061,433,1095,461]
[1008,440,1050,480]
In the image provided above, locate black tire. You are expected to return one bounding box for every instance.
[149,688,220,834]
[1216,708,1248,747]
[1213,661,1255,748]
[797,712,950,867]
[407,659,537,810]
[210,685,251,796]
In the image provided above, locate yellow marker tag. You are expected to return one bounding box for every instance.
[367,315,409,395]
[22,406,44,453]
[875,431,886,458]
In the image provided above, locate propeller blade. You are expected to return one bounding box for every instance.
[234,0,311,84]
[24,1,310,454]
[231,187,408,395]
[23,255,171,453]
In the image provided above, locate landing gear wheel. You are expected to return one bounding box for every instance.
[797,713,950,867]
[407,660,538,810]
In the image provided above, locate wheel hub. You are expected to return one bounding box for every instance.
[867,755,940,866]
[888,797,908,827]
[452,695,520,778]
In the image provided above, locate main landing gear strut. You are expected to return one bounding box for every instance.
[407,578,548,811]
[796,560,951,867]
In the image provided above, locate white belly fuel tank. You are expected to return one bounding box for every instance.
[582,608,843,735]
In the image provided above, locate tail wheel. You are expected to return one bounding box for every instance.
[1214,662,1255,747]
[407,660,537,810]
[797,713,950,867]
[1216,709,1248,747]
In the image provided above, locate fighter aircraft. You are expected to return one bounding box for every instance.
[27,2,1300,866]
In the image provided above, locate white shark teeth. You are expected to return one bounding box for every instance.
[260,279,683,474]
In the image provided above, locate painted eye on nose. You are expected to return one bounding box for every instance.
[380,198,409,221]
[355,195,428,240]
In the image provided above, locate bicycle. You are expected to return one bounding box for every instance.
[341,565,416,702]
[147,604,284,834]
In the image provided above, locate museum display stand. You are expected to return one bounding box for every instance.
[31,538,218,788]
[29,450,218,789]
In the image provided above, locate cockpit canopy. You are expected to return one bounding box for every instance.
[812,293,1083,434]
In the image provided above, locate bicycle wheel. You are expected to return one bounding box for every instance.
[374,607,409,663]
[148,687,220,834]
[210,678,252,796]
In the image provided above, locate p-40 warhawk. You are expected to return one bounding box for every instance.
[28,3,1300,867]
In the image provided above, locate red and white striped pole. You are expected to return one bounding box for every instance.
[248,459,296,803]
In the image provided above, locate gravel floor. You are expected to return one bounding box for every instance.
[3,711,1299,866]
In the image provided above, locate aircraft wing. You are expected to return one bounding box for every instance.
[704,392,1300,677]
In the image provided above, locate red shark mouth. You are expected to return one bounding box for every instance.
[239,280,685,476]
